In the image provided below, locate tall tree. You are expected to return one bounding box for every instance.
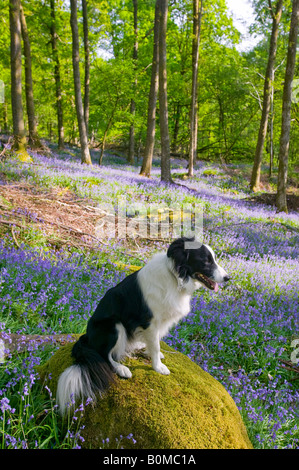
[158,0,172,182]
[70,0,92,165]
[82,0,90,137]
[250,0,283,192]
[20,4,42,149]
[188,0,203,177]
[128,0,138,164]
[9,0,27,153]
[276,0,299,212]
[140,0,160,177]
[50,0,64,150]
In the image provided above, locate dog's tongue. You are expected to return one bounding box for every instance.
[214,282,219,293]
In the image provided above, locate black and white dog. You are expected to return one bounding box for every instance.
[57,237,229,414]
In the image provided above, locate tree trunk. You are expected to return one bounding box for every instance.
[128,0,138,164]
[70,0,92,165]
[268,83,274,178]
[188,0,203,177]
[276,0,299,212]
[218,94,228,161]
[9,0,27,153]
[99,98,119,165]
[172,103,181,154]
[250,0,283,191]
[158,0,171,183]
[140,0,160,177]
[50,0,64,150]
[20,4,42,149]
[82,0,90,138]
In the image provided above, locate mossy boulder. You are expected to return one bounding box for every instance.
[38,341,252,449]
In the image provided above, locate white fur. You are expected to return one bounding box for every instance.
[108,324,132,378]
[57,243,229,414]
[205,244,228,283]
[131,253,200,374]
[126,247,228,375]
[56,364,95,413]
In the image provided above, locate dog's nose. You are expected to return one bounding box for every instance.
[224,276,230,282]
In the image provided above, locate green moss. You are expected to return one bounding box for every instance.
[38,341,253,449]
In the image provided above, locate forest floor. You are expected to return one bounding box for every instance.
[0,178,105,252]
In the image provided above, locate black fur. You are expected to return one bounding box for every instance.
[57,237,229,413]
[167,236,220,282]
[71,270,153,392]
[72,336,115,396]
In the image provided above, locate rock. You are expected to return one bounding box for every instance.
[38,341,252,449]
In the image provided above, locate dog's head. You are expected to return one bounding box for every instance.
[167,237,229,292]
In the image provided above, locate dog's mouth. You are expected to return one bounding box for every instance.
[194,272,219,292]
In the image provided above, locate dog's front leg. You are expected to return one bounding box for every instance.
[143,326,170,375]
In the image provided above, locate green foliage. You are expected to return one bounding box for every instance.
[0,0,298,168]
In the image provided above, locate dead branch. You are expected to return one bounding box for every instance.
[0,333,78,354]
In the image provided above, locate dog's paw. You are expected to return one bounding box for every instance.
[144,349,164,359]
[154,363,170,375]
[115,365,132,379]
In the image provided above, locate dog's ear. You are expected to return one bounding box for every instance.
[167,237,194,280]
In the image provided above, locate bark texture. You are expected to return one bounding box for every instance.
[188,0,203,177]
[276,0,299,212]
[50,0,64,150]
[128,0,138,164]
[82,0,90,137]
[20,5,42,149]
[70,0,92,165]
[158,0,171,183]
[140,0,160,177]
[250,0,283,191]
[9,0,27,152]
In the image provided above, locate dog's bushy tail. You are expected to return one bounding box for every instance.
[56,335,115,415]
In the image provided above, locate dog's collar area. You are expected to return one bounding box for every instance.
[166,257,188,290]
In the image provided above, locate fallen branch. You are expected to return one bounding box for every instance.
[278,359,299,376]
[0,333,78,354]
[43,217,109,246]
[0,213,109,247]
[0,219,23,229]
[0,137,12,158]
[11,225,20,248]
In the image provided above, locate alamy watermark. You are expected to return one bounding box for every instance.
[0,339,4,364]
[0,80,4,104]
[291,339,299,365]
[95,196,203,248]
[291,78,299,104]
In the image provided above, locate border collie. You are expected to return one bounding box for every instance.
[57,237,229,414]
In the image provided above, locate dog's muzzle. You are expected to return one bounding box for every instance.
[194,272,219,292]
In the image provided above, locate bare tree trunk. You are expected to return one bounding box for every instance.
[140,0,160,177]
[250,0,283,191]
[9,0,27,153]
[20,4,42,149]
[70,0,92,165]
[188,0,203,177]
[50,0,64,150]
[268,83,274,178]
[128,0,138,164]
[276,0,299,212]
[99,99,119,165]
[158,0,171,183]
[172,103,181,154]
[82,0,90,138]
